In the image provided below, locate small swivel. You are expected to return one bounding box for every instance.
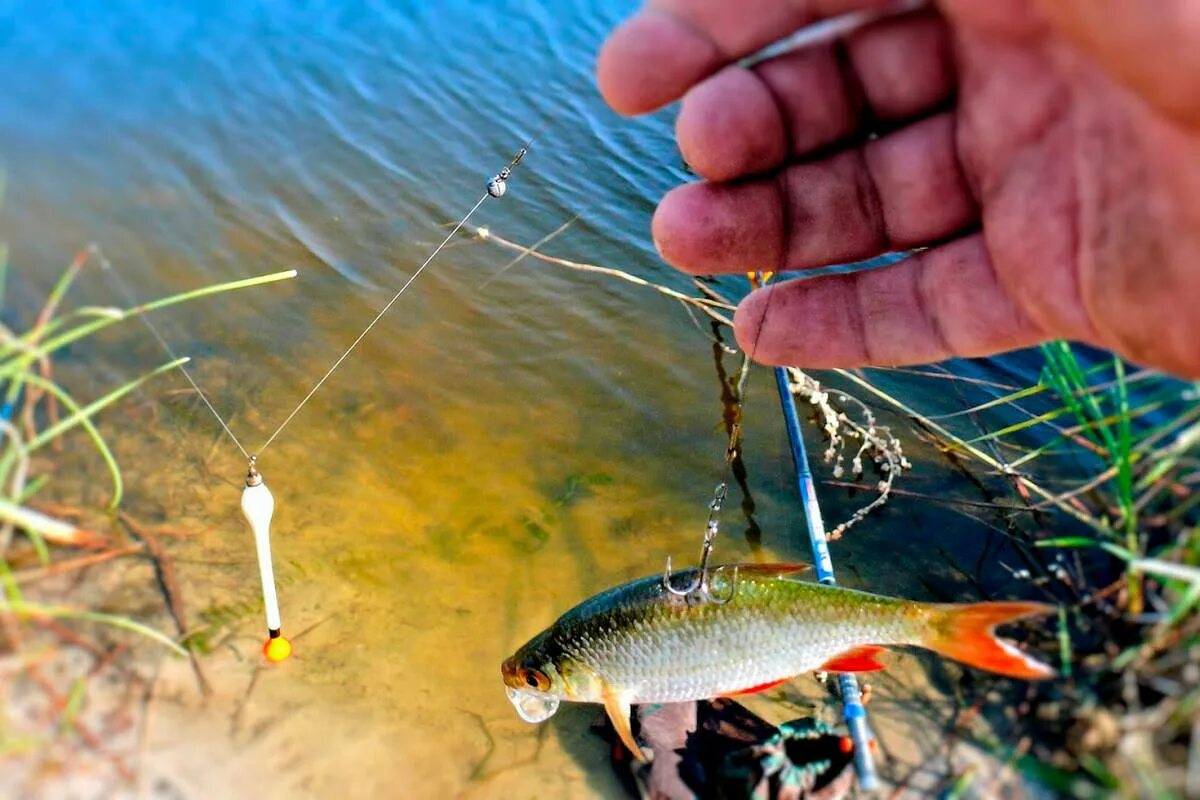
[246,454,263,487]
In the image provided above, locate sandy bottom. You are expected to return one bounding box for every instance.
[4,347,1051,799]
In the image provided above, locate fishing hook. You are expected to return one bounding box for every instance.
[663,557,738,606]
[663,480,739,605]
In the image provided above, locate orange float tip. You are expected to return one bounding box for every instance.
[263,635,293,663]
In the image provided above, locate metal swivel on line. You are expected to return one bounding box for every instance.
[102,142,537,670]
[487,144,528,198]
[241,455,292,663]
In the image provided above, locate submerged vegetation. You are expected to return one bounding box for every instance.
[0,226,1196,797]
[0,246,293,782]
[476,228,1200,798]
[831,347,1200,797]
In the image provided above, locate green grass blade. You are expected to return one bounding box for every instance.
[20,372,123,509]
[3,599,185,656]
[0,269,296,378]
[59,678,87,737]
[3,252,95,406]
[957,406,1071,446]
[924,383,1047,421]
[1130,557,1200,587]
[1056,605,1073,680]
[0,357,187,489]
[1037,537,1133,560]
[1040,342,1117,454]
[15,474,49,504]
[0,557,24,605]
[1161,582,1200,629]
[1112,357,1142,613]
[25,357,188,453]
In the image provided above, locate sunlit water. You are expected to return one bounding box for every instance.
[1,2,1062,797]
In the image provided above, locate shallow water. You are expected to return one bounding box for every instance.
[2,2,1059,797]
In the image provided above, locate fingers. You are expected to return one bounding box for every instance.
[654,113,976,274]
[845,10,955,122]
[1035,0,1200,128]
[733,235,1042,368]
[674,44,858,182]
[676,12,954,182]
[597,0,895,115]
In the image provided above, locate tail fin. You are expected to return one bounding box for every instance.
[922,602,1056,680]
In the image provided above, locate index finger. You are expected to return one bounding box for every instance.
[597,0,898,115]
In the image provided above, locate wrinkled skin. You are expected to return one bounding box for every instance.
[598,0,1200,377]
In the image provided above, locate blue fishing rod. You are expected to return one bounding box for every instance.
[773,365,880,790]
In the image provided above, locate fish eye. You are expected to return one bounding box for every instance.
[519,667,550,692]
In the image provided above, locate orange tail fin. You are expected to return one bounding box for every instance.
[923,601,1056,680]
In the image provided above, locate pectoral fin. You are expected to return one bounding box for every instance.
[602,689,645,762]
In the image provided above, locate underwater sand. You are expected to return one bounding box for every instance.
[0,1,1057,795]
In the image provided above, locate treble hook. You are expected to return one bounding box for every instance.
[663,557,739,605]
[663,479,739,605]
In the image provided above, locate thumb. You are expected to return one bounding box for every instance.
[1036,0,1200,128]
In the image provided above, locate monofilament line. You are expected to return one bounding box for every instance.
[95,245,252,459]
[256,192,490,454]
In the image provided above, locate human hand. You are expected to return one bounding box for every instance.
[597,1,1200,377]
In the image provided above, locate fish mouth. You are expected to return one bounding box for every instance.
[500,655,524,690]
[504,685,560,723]
[501,655,560,722]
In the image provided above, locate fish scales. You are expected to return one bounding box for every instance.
[503,562,1053,761]
[548,567,925,703]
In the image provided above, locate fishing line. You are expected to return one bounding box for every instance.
[100,145,531,664]
[665,270,880,787]
[97,247,253,460]
[257,193,488,454]
[260,146,528,454]
[662,271,774,602]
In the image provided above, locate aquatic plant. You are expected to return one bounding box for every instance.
[839,349,1199,797]
[473,227,1199,798]
[0,245,294,779]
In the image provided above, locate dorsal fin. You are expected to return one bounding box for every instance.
[728,562,811,579]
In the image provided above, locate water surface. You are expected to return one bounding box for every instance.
[0,2,1055,796]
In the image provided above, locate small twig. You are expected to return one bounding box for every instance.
[14,544,144,586]
[824,481,1025,512]
[0,496,110,551]
[118,512,210,696]
[468,225,735,326]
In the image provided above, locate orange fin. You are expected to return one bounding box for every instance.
[728,677,791,696]
[924,601,1056,680]
[603,690,645,762]
[819,645,887,673]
